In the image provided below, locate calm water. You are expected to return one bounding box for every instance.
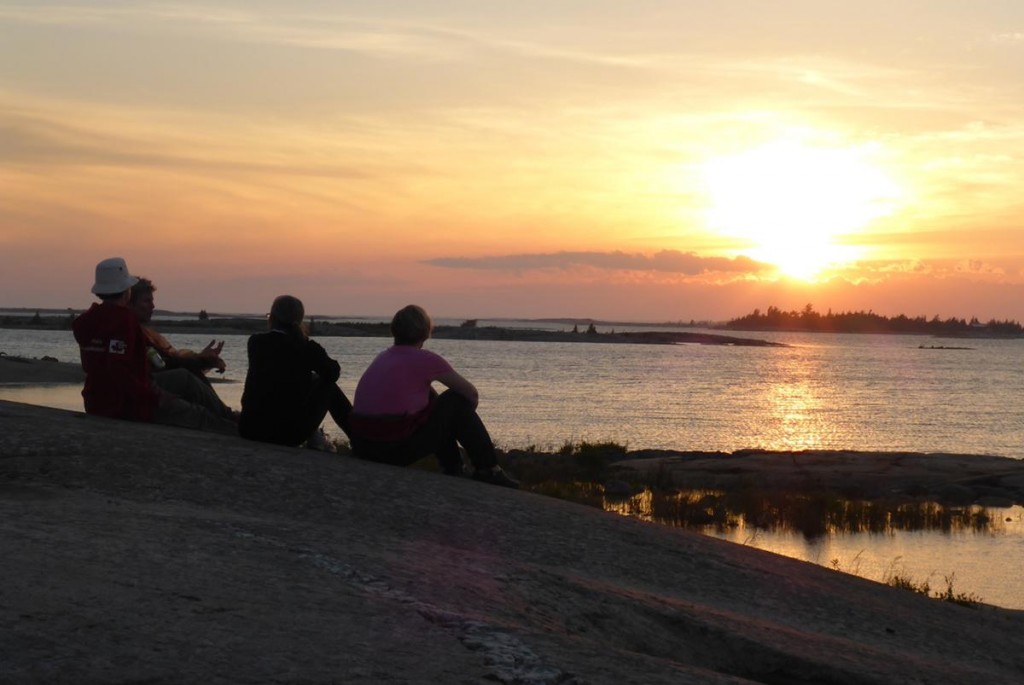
[3,326,1024,608]
[705,510,1024,610]
[5,327,1023,456]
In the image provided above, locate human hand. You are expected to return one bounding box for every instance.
[201,339,227,372]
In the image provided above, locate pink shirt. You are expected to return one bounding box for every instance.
[353,345,453,416]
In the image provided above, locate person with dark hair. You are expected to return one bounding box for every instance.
[129,277,227,376]
[350,304,518,488]
[128,277,235,422]
[72,257,236,435]
[238,295,352,448]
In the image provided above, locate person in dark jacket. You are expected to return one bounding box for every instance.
[239,295,352,448]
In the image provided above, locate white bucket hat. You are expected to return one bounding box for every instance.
[91,257,139,295]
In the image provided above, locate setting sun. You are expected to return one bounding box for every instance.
[701,139,901,280]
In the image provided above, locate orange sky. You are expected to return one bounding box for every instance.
[3,2,1024,321]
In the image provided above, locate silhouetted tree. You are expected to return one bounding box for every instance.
[724,305,1022,336]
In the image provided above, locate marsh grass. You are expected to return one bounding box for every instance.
[881,560,983,606]
[505,440,628,486]
[503,442,997,537]
[607,486,995,537]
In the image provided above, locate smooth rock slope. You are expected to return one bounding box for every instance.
[1,400,1022,684]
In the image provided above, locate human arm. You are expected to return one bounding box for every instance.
[171,339,228,373]
[305,340,341,384]
[146,327,226,373]
[434,369,479,409]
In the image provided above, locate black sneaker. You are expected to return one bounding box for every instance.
[443,464,466,477]
[472,466,520,489]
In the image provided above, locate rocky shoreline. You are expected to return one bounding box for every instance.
[608,448,1024,508]
[0,353,85,385]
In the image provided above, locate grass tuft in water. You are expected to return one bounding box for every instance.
[502,445,998,537]
[881,560,983,606]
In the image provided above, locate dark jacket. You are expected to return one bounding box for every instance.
[238,330,340,445]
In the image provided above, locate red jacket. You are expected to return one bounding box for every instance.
[72,302,160,421]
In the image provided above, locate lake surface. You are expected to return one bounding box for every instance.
[704,508,1024,610]
[3,325,1024,608]
[4,326,1023,457]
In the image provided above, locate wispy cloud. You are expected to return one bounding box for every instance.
[0,2,911,86]
[0,4,700,69]
[836,257,1020,282]
[991,32,1024,44]
[0,3,471,61]
[425,250,768,275]
[0,103,372,179]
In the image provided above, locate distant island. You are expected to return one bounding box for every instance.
[0,311,785,347]
[723,305,1024,337]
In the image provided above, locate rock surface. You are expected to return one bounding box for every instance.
[2,400,1023,684]
[0,355,84,385]
[616,448,1024,507]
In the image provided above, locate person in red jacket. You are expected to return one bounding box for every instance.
[72,257,235,435]
[73,257,160,421]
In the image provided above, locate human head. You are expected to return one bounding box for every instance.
[269,295,305,330]
[91,257,138,301]
[128,277,156,323]
[391,304,432,346]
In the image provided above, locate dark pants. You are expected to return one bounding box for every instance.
[242,378,352,447]
[154,394,238,436]
[351,390,497,474]
[152,368,233,420]
[295,377,352,445]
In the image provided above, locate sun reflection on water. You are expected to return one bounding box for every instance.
[765,379,823,451]
[751,347,840,452]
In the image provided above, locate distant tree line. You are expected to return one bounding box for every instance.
[723,305,1024,336]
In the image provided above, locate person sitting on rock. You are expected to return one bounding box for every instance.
[349,304,518,488]
[72,257,236,435]
[238,295,352,449]
[128,277,235,423]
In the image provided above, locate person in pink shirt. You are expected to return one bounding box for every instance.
[350,305,518,488]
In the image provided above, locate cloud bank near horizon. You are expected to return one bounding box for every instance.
[424,250,770,275]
